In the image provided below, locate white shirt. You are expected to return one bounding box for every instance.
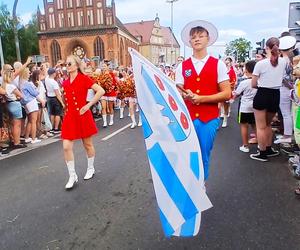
[175,55,229,84]
[253,57,286,89]
[5,84,18,101]
[37,81,46,101]
[11,76,20,88]
[235,78,257,113]
[45,77,60,97]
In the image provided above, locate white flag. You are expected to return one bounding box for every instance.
[129,48,212,237]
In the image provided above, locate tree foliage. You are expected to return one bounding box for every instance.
[0,3,39,65]
[225,38,252,63]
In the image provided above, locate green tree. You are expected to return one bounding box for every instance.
[19,14,39,60]
[225,38,252,62]
[0,3,16,64]
[0,4,39,65]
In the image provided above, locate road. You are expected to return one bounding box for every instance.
[0,104,299,250]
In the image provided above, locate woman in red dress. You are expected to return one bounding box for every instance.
[62,55,105,190]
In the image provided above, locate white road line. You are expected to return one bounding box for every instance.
[101,123,132,141]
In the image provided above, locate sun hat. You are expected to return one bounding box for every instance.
[181,20,218,48]
[279,36,297,50]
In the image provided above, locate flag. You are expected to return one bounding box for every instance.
[129,48,213,237]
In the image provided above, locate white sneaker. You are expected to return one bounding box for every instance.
[222,119,227,128]
[276,134,283,139]
[103,122,107,128]
[120,114,124,119]
[24,138,32,143]
[130,122,137,129]
[289,155,300,165]
[274,137,292,144]
[239,145,250,153]
[31,138,42,144]
[84,166,95,180]
[65,174,78,189]
[137,121,142,127]
[109,120,114,126]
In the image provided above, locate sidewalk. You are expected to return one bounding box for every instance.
[0,134,61,160]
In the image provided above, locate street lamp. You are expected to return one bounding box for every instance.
[0,27,4,68]
[166,0,179,65]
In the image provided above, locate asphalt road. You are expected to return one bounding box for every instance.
[0,105,299,250]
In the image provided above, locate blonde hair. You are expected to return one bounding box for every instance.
[19,67,30,81]
[66,55,84,74]
[1,64,14,89]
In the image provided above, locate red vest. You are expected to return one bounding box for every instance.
[182,56,219,123]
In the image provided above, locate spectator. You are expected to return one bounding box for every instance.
[250,37,286,161]
[1,64,25,149]
[19,68,45,144]
[274,35,297,144]
[234,60,257,153]
[45,68,64,134]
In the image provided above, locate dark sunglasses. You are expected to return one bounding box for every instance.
[66,62,73,67]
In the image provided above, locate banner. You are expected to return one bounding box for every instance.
[129,48,212,237]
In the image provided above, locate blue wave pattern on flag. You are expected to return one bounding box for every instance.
[129,48,212,237]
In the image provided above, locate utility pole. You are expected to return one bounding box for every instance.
[13,0,21,62]
[166,0,178,65]
[0,28,4,68]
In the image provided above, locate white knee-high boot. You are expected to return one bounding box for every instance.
[120,107,124,119]
[84,156,95,180]
[130,114,136,129]
[102,114,107,127]
[109,114,114,126]
[65,160,78,189]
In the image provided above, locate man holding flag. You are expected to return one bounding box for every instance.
[175,20,232,181]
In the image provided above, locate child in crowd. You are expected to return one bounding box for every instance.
[234,60,257,153]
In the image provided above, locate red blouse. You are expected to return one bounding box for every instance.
[61,72,98,140]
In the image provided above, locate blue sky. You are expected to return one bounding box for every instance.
[0,0,294,57]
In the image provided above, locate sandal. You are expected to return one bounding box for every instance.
[295,187,300,195]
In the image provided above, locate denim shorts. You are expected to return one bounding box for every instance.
[7,101,23,119]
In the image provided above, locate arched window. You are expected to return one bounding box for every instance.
[51,40,61,66]
[94,36,105,60]
[120,39,124,66]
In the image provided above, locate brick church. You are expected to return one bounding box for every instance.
[37,0,139,67]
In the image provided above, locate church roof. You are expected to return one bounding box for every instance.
[124,20,179,47]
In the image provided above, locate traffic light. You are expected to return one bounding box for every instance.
[256,38,265,49]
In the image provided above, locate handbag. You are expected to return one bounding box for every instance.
[42,108,52,131]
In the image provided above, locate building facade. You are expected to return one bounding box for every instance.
[124,16,180,66]
[37,0,139,67]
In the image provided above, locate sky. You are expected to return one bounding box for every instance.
[0,0,295,57]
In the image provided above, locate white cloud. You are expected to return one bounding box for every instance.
[219,29,247,38]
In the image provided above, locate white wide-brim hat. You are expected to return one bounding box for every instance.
[279,36,297,50]
[181,20,218,48]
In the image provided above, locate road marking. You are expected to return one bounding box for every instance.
[101,123,132,141]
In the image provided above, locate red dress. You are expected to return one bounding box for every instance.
[61,73,98,140]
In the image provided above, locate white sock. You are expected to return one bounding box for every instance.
[66,160,76,176]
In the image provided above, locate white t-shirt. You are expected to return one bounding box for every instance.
[5,84,18,101]
[175,55,229,84]
[11,76,20,88]
[45,77,60,97]
[37,81,46,101]
[235,78,257,113]
[253,57,286,89]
